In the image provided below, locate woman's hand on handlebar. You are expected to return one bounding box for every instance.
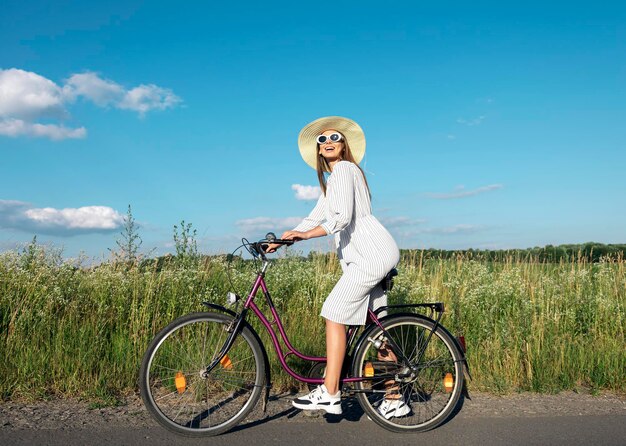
[265,231,307,254]
[264,243,282,254]
[281,230,308,242]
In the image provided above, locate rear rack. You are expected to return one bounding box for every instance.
[374,302,445,319]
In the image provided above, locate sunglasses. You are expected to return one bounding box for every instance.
[316,133,343,144]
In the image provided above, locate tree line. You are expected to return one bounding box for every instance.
[398,243,626,263]
[104,206,626,265]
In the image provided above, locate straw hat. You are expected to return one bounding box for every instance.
[297,116,366,170]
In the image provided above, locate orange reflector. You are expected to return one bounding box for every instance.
[175,371,186,394]
[220,354,233,370]
[364,361,374,377]
[443,373,454,393]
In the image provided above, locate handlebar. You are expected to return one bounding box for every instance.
[247,232,295,260]
[254,239,294,253]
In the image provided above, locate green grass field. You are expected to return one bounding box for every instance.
[0,247,624,403]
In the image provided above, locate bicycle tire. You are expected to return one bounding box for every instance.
[139,312,265,437]
[351,314,464,432]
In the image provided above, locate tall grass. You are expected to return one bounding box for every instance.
[0,246,624,402]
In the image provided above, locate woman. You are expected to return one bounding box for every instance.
[266,116,405,418]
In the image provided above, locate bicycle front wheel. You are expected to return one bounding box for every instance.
[352,314,464,432]
[139,312,265,437]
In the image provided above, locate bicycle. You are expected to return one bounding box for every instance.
[139,233,470,436]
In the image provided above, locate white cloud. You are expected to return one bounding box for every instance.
[0,68,67,120]
[25,206,123,229]
[0,68,181,141]
[420,224,483,234]
[291,184,321,201]
[64,73,181,115]
[0,200,29,227]
[64,72,181,114]
[119,84,181,115]
[65,72,124,106]
[0,118,86,140]
[0,199,124,235]
[235,216,303,233]
[398,224,485,238]
[424,184,503,199]
[379,216,426,228]
[457,115,486,126]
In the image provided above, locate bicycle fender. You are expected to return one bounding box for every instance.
[248,323,272,413]
[430,320,473,381]
[395,312,472,381]
[355,312,472,381]
[202,302,238,317]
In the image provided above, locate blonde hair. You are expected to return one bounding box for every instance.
[316,132,371,198]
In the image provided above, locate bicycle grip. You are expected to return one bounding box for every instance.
[275,239,295,245]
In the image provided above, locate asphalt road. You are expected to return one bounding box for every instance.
[2,410,625,446]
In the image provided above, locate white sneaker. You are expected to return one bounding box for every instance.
[378,398,411,419]
[292,385,342,415]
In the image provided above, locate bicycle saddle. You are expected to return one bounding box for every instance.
[381,268,398,292]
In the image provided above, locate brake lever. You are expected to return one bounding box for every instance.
[254,239,294,257]
[248,244,259,259]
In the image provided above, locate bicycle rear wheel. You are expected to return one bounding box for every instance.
[139,312,265,437]
[351,314,464,432]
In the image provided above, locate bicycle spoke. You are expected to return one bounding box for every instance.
[140,313,264,436]
[353,315,464,432]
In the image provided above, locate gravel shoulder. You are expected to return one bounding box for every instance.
[1,390,625,431]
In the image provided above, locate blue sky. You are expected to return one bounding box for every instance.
[1,1,625,260]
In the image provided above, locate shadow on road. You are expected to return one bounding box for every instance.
[227,392,466,434]
[228,394,368,434]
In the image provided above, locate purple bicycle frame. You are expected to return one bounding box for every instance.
[243,273,384,385]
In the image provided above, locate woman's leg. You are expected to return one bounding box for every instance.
[324,319,346,394]
[292,319,344,414]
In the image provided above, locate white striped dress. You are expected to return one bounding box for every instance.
[292,160,400,325]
